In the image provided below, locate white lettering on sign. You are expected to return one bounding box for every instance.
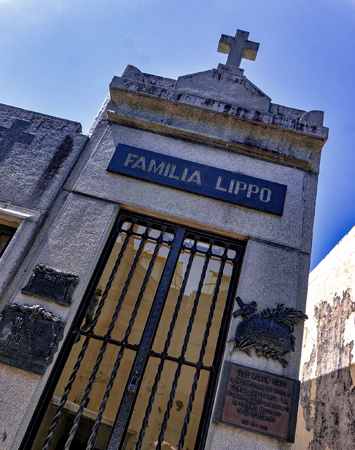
[235,181,247,195]
[260,188,272,202]
[124,154,202,186]
[124,153,138,166]
[169,165,179,180]
[123,153,272,203]
[214,176,272,203]
[148,159,166,175]
[247,184,259,198]
[186,170,201,185]
[131,157,146,170]
[215,176,227,192]
[108,145,287,215]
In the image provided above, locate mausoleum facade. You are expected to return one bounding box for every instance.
[0,30,328,450]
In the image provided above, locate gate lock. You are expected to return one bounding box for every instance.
[127,370,140,394]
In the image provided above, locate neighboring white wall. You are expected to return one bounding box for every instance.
[295,227,355,449]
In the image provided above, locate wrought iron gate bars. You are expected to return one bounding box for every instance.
[62,223,153,450]
[155,241,214,449]
[107,227,186,449]
[178,245,230,450]
[30,213,244,450]
[135,237,198,449]
[41,219,137,450]
[85,227,166,450]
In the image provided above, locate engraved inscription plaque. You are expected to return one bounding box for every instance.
[0,304,65,375]
[214,362,300,442]
[21,264,79,306]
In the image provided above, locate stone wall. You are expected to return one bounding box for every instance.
[295,227,355,449]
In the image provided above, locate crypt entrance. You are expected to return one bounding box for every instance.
[30,213,244,450]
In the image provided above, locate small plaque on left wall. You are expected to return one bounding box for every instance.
[21,264,79,306]
[0,304,65,375]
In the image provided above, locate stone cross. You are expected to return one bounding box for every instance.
[218,29,259,68]
[0,119,35,164]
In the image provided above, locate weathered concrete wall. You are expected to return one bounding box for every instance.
[295,227,355,449]
[0,194,118,450]
[0,104,88,307]
[0,104,87,211]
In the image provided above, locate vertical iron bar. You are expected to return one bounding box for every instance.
[135,238,198,450]
[107,227,186,450]
[63,224,151,450]
[195,247,243,448]
[178,245,229,449]
[156,242,213,450]
[86,228,165,450]
[41,220,136,450]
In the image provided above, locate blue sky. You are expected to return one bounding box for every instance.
[1,0,354,270]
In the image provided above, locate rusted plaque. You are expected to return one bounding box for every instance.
[214,362,300,442]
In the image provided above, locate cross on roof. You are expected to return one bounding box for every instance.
[218,29,259,69]
[0,119,35,164]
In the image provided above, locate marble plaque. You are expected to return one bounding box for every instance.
[0,304,65,375]
[21,264,79,306]
[214,362,300,442]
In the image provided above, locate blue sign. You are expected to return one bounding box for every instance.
[107,144,287,215]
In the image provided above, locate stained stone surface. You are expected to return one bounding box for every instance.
[0,103,88,210]
[294,227,355,449]
[0,105,88,309]
[206,420,292,450]
[110,65,328,154]
[174,66,272,111]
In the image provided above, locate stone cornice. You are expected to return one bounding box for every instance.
[109,77,327,173]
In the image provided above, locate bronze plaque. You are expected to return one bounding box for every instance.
[21,264,79,306]
[0,304,65,375]
[214,362,300,442]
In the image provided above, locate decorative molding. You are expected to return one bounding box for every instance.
[230,296,308,367]
[107,109,316,172]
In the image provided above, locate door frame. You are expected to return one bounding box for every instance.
[20,211,245,450]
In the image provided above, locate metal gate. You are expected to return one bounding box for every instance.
[28,213,244,450]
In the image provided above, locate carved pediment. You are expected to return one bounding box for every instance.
[174,65,271,112]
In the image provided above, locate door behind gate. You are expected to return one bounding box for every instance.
[29,213,244,450]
